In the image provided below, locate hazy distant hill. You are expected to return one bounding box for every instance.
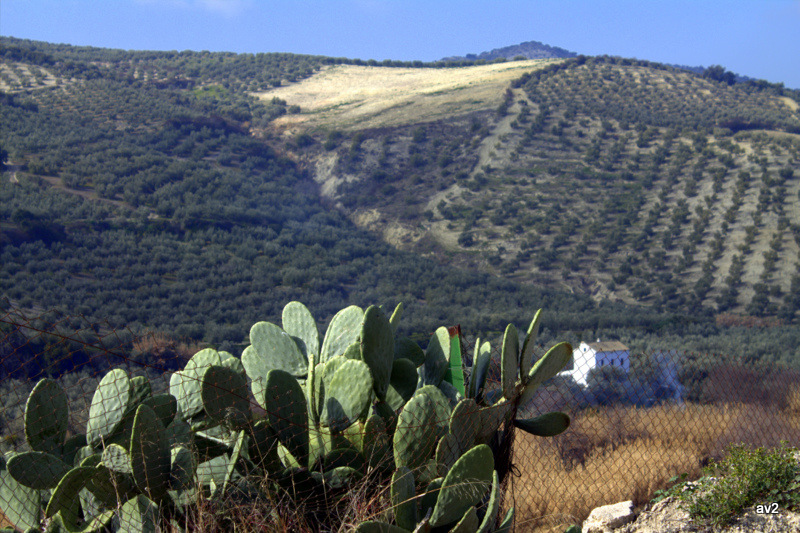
[441,40,577,62]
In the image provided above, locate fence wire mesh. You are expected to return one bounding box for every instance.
[1,306,799,532]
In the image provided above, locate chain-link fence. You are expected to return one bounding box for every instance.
[1,307,799,532]
[459,335,800,531]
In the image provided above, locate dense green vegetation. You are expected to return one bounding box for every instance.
[1,39,799,372]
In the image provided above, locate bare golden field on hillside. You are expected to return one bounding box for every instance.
[255,60,561,131]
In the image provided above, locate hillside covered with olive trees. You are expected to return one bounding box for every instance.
[2,37,799,367]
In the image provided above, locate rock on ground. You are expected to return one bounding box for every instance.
[583,500,636,533]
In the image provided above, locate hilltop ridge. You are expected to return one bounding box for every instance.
[441,39,577,62]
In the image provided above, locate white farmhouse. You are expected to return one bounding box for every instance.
[560,340,630,387]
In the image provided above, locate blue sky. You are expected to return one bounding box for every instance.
[2,0,799,88]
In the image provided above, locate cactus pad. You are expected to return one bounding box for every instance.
[342,341,362,360]
[265,369,309,467]
[169,447,198,506]
[243,322,308,407]
[319,305,364,363]
[519,309,542,382]
[141,394,177,430]
[476,471,501,533]
[128,376,152,409]
[119,494,159,533]
[429,444,493,527]
[86,464,138,508]
[520,341,573,405]
[513,411,570,437]
[420,327,449,386]
[0,453,40,531]
[320,448,365,473]
[129,404,170,501]
[320,358,373,433]
[393,337,425,367]
[87,368,131,447]
[201,365,249,428]
[496,508,515,532]
[449,398,479,453]
[282,301,320,363]
[101,443,132,474]
[391,466,416,531]
[170,349,234,420]
[165,418,192,449]
[501,323,519,400]
[449,506,479,533]
[360,305,394,401]
[386,358,418,411]
[24,378,69,455]
[393,393,437,471]
[388,302,404,331]
[415,385,451,439]
[475,402,513,444]
[434,433,460,477]
[314,465,363,489]
[7,451,71,490]
[44,465,95,524]
[467,340,491,402]
[419,477,444,524]
[362,414,391,469]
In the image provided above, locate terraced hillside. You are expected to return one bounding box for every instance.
[273,57,800,318]
[1,39,602,349]
[2,39,799,358]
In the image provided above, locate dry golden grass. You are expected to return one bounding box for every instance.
[788,385,800,415]
[255,60,561,131]
[781,96,800,112]
[131,330,205,369]
[511,403,800,532]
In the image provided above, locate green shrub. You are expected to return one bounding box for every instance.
[679,442,800,529]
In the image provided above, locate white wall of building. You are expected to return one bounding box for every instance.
[560,340,630,387]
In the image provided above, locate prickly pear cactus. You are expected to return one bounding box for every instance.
[1,301,574,533]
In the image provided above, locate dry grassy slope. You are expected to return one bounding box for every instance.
[267,60,800,316]
[255,59,560,132]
